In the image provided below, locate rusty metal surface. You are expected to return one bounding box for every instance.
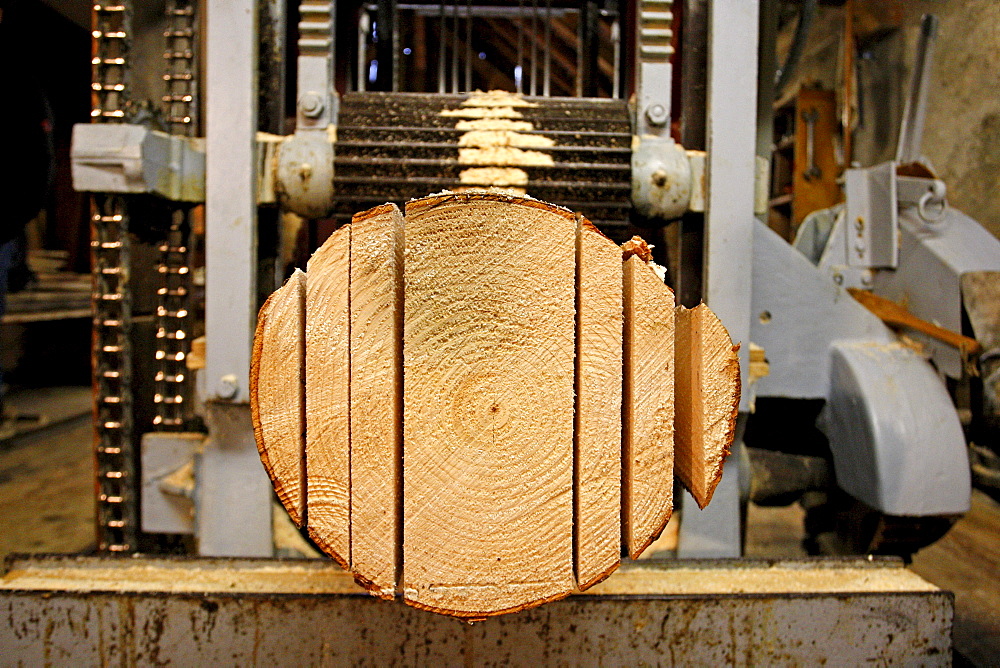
[0,556,952,665]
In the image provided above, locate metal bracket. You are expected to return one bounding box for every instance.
[275,127,336,219]
[71,124,205,202]
[844,161,949,270]
[635,0,675,138]
[845,162,898,269]
[631,135,691,219]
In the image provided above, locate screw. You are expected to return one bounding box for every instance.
[645,103,668,126]
[651,169,668,188]
[300,92,324,119]
[217,374,239,400]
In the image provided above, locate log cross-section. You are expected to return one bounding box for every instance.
[250,269,306,526]
[402,193,576,618]
[304,225,352,568]
[349,204,404,599]
[250,191,740,619]
[574,215,623,589]
[622,255,676,559]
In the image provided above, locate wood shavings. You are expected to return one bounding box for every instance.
[459,167,529,186]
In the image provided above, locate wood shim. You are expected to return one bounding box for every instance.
[349,204,404,599]
[304,224,351,568]
[402,193,576,618]
[622,255,675,559]
[250,191,740,619]
[674,304,741,509]
[250,269,305,526]
[575,216,623,590]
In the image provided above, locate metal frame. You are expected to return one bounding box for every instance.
[200,0,272,556]
[678,0,759,558]
[0,555,953,665]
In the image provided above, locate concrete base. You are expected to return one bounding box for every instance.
[0,555,952,665]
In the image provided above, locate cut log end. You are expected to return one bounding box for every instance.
[575,218,623,590]
[674,303,741,510]
[305,224,352,568]
[622,255,675,560]
[252,194,740,618]
[250,269,306,527]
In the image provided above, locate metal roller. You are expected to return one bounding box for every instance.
[330,92,635,242]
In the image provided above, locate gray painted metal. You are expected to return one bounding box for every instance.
[845,162,899,269]
[276,132,337,219]
[752,220,893,400]
[631,136,692,219]
[680,0,760,559]
[895,14,938,165]
[874,206,1000,379]
[754,214,973,517]
[677,445,745,558]
[71,124,206,202]
[205,0,258,405]
[704,0,758,412]
[0,555,952,665]
[140,432,202,535]
[825,341,970,516]
[634,0,675,137]
[196,403,273,557]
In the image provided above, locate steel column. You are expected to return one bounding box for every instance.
[202,0,271,556]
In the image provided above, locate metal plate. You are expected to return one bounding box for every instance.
[0,555,952,665]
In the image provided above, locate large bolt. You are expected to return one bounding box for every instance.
[300,92,325,119]
[645,103,668,126]
[217,374,239,400]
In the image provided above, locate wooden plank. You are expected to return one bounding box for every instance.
[402,192,576,618]
[793,88,841,226]
[349,204,404,599]
[575,216,622,589]
[622,255,675,559]
[250,270,306,526]
[847,287,981,356]
[305,225,352,568]
[674,304,741,509]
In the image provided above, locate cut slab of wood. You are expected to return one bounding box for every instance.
[305,224,352,568]
[250,192,742,619]
[402,192,576,618]
[249,269,306,526]
[575,216,622,589]
[622,255,676,559]
[674,304,741,509]
[349,204,404,599]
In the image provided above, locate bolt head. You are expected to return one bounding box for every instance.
[217,374,239,400]
[299,92,325,118]
[645,103,668,126]
[651,169,669,188]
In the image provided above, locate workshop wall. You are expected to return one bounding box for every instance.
[779,0,1000,239]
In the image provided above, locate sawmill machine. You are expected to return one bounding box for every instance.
[68,0,996,559]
